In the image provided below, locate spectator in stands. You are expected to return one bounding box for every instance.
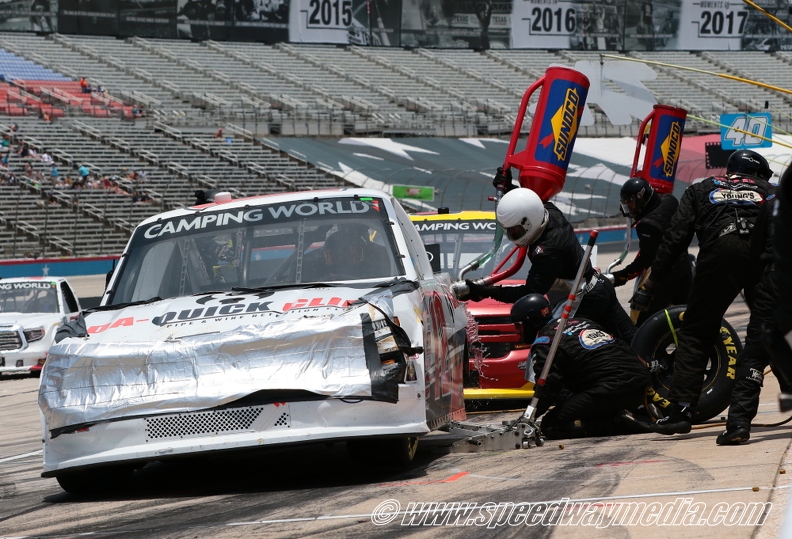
[40,111,51,124]
[78,164,90,181]
[214,127,224,138]
[50,164,58,183]
[17,142,29,158]
[40,151,52,164]
[10,123,19,136]
[1,135,10,150]
[1,154,9,168]
[80,77,90,94]
[136,169,148,183]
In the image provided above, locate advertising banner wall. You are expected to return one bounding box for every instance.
[119,0,177,38]
[0,0,787,49]
[0,0,58,33]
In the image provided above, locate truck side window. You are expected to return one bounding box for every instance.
[61,283,80,313]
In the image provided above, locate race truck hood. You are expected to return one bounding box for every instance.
[39,283,419,433]
[0,312,64,328]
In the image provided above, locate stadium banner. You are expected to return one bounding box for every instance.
[118,0,177,38]
[230,0,288,42]
[400,0,510,49]
[287,0,400,45]
[0,0,58,33]
[57,0,118,35]
[175,0,232,40]
[0,0,770,48]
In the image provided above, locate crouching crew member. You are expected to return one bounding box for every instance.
[513,294,652,439]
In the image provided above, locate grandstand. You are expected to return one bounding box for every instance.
[1,31,791,260]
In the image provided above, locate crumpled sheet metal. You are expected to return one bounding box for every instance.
[39,307,382,431]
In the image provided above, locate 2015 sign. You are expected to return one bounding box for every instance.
[307,0,352,27]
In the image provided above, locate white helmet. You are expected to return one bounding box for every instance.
[496,188,549,246]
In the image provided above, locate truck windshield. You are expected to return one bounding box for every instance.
[109,197,403,305]
[414,219,531,281]
[0,283,59,313]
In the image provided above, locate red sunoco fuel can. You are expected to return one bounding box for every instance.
[503,66,590,202]
[631,105,687,194]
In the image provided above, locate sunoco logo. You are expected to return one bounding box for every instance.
[550,88,581,162]
[661,122,682,177]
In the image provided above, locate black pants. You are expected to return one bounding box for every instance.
[575,274,638,344]
[668,235,757,406]
[776,174,792,335]
[637,255,693,327]
[541,385,647,439]
[728,267,792,430]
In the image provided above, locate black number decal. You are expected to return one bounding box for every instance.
[309,0,320,25]
[531,7,542,32]
[531,7,575,34]
[321,0,331,25]
[700,10,711,34]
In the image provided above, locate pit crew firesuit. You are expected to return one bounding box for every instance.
[642,174,773,408]
[613,193,692,326]
[467,201,637,343]
[531,317,651,439]
[724,185,792,441]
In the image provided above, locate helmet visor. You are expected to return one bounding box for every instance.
[620,198,638,217]
[505,223,530,243]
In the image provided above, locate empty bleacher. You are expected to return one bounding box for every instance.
[2,31,792,260]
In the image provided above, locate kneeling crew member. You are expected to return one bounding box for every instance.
[513,294,652,439]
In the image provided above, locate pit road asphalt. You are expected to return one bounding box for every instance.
[0,268,790,539]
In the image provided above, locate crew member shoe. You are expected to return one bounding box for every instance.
[780,393,792,412]
[716,426,750,445]
[650,404,692,435]
[615,409,653,434]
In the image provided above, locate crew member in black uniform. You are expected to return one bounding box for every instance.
[632,150,775,435]
[774,166,792,412]
[513,294,651,438]
[612,177,692,326]
[721,164,792,443]
[460,185,637,343]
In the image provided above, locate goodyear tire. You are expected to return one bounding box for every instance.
[56,464,134,496]
[632,306,741,423]
[347,436,419,467]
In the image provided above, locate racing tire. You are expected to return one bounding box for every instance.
[347,436,419,467]
[632,306,741,423]
[55,465,134,496]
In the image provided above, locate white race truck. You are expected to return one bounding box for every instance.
[39,189,468,494]
[0,277,81,377]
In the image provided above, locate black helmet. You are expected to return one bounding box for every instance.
[511,294,553,342]
[619,177,654,219]
[324,230,365,268]
[727,150,772,181]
